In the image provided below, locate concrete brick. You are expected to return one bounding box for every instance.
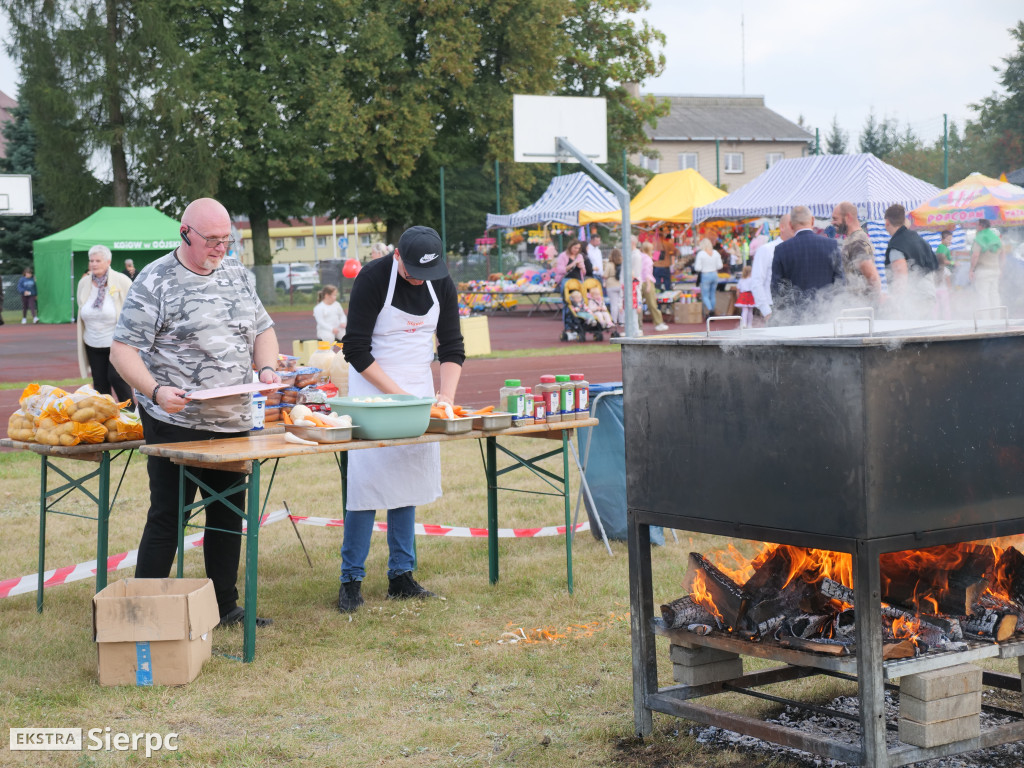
[899,713,980,748]
[669,643,740,667]
[899,664,982,701]
[1018,656,1024,674]
[900,691,981,724]
[672,658,743,687]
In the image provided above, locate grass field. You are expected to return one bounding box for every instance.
[1,440,1019,767]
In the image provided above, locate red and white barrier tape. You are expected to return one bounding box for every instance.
[0,510,588,598]
[289,515,589,539]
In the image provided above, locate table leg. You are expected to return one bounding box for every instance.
[37,455,47,613]
[176,465,186,578]
[562,430,573,594]
[95,452,111,593]
[243,461,260,663]
[486,436,498,584]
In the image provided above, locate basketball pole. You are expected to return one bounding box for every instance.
[556,136,637,338]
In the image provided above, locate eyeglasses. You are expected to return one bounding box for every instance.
[186,226,235,250]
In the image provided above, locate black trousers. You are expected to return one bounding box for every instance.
[136,408,249,615]
[85,343,133,404]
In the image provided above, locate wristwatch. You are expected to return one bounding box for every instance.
[258,366,275,378]
[151,384,163,403]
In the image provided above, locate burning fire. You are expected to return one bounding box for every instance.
[683,537,1024,652]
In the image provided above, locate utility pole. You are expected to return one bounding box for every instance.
[439,166,447,257]
[495,159,502,270]
[715,139,720,187]
[943,113,949,188]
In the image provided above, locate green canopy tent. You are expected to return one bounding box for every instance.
[32,206,181,323]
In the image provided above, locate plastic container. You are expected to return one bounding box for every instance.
[570,373,589,417]
[306,342,336,384]
[522,387,536,426]
[537,375,560,423]
[326,395,434,440]
[556,375,573,421]
[251,394,266,430]
[500,379,527,427]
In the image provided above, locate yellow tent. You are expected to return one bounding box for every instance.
[578,169,728,225]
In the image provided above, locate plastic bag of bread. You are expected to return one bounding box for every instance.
[103,411,144,442]
[7,409,36,442]
[34,417,107,446]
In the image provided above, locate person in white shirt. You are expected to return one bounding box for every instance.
[750,214,793,323]
[314,284,347,342]
[586,235,604,280]
[76,244,134,402]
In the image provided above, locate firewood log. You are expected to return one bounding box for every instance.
[660,595,721,630]
[683,552,749,630]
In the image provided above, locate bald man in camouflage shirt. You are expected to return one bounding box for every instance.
[111,197,280,628]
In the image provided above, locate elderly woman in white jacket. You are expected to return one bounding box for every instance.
[76,244,134,403]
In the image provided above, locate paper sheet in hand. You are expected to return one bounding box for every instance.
[185,382,287,401]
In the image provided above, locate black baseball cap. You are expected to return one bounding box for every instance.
[397,225,448,280]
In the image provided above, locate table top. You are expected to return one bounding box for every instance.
[0,438,145,457]
[140,418,599,464]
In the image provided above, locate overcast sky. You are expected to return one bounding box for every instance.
[1,4,1021,145]
[642,1,1022,144]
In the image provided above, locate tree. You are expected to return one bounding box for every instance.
[139,0,365,298]
[328,0,667,252]
[857,110,899,159]
[0,105,55,273]
[971,21,1024,174]
[825,115,848,155]
[5,0,184,212]
[4,2,106,228]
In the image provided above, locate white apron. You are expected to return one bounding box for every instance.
[346,259,442,510]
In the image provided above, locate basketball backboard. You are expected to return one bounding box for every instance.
[0,174,33,216]
[513,95,607,164]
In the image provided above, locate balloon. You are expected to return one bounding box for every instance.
[342,259,361,279]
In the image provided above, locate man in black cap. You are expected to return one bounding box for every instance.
[336,225,465,613]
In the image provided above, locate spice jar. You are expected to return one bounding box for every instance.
[537,375,559,423]
[570,373,589,417]
[556,374,574,420]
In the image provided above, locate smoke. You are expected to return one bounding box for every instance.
[754,254,1022,338]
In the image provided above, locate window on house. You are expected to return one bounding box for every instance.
[637,154,660,173]
[724,152,744,173]
[274,238,285,250]
[766,152,784,169]
[316,235,327,247]
[295,237,306,248]
[360,234,372,246]
[678,153,698,171]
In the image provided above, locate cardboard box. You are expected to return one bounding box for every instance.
[672,302,703,324]
[715,290,736,317]
[291,339,319,365]
[93,578,220,687]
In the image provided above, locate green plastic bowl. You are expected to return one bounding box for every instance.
[327,395,435,440]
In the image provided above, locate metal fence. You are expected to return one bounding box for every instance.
[2,274,24,313]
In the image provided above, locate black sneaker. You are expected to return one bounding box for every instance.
[337,580,364,613]
[387,572,437,600]
[217,606,273,628]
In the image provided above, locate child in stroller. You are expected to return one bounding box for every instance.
[585,286,615,329]
[560,277,618,342]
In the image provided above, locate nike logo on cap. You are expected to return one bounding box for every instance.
[419,252,440,264]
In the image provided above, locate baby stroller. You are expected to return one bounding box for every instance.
[560,277,614,342]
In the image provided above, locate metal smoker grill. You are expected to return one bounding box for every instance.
[622,318,1024,767]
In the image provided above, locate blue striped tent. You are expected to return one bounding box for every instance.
[693,154,940,223]
[486,172,619,229]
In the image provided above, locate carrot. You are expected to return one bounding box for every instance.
[282,409,293,425]
[471,406,495,415]
[453,406,467,416]
[430,406,447,419]
[306,413,332,428]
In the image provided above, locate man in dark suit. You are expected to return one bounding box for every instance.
[770,205,843,321]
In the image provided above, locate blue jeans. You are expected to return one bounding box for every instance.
[340,505,416,582]
[699,272,719,313]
